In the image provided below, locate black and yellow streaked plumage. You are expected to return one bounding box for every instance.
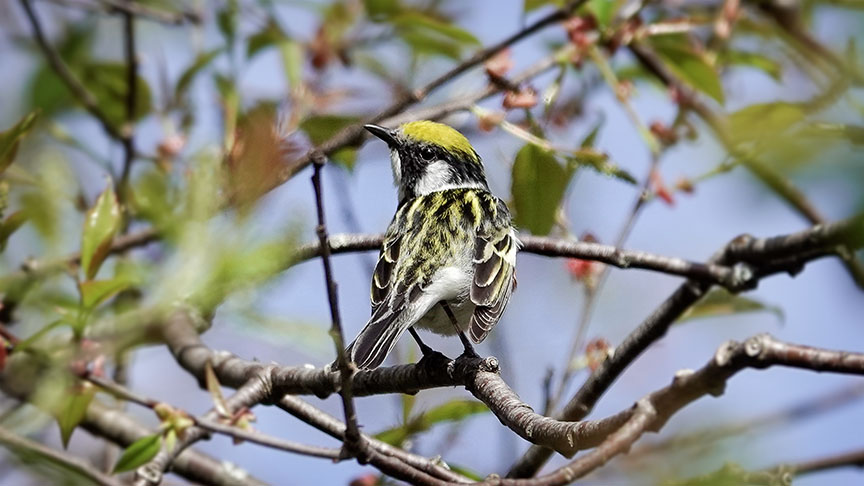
[343,121,518,370]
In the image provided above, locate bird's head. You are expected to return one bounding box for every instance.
[364,121,488,204]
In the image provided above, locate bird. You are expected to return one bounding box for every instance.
[340,120,518,370]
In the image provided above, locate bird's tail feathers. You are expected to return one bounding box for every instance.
[332,307,411,370]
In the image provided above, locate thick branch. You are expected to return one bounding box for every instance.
[507,214,863,477]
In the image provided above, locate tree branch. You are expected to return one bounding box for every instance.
[309,154,365,460]
[627,39,864,289]
[0,425,125,486]
[133,375,273,486]
[278,0,590,182]
[118,1,138,194]
[507,214,864,477]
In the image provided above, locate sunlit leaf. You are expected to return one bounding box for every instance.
[247,20,289,59]
[524,0,565,12]
[449,464,484,481]
[175,48,223,102]
[723,50,782,81]
[78,277,131,309]
[392,12,479,60]
[113,433,162,473]
[131,167,175,230]
[421,399,488,424]
[80,62,152,126]
[727,102,805,144]
[217,0,238,47]
[585,0,616,27]
[566,150,636,184]
[81,183,122,281]
[650,35,724,104]
[0,210,27,251]
[204,361,230,418]
[56,383,95,448]
[375,399,488,446]
[579,119,603,149]
[364,0,400,18]
[300,115,361,169]
[0,111,40,173]
[677,288,784,324]
[511,144,572,235]
[27,26,93,115]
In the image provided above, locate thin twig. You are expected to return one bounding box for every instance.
[278,394,467,485]
[118,2,138,195]
[83,372,341,460]
[628,39,864,289]
[19,0,124,140]
[309,153,364,459]
[279,0,590,182]
[133,376,272,486]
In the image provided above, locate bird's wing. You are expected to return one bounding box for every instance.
[370,232,400,316]
[348,196,450,369]
[469,205,518,343]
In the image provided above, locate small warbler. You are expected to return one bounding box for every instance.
[341,120,518,369]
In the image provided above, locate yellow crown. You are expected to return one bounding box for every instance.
[400,121,479,162]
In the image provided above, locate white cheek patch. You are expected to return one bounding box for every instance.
[416,160,452,195]
[389,150,401,186]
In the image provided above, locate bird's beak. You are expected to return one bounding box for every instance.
[364,124,398,147]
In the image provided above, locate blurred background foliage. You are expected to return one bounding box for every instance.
[0,0,863,484]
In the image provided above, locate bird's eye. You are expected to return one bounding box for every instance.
[419,146,436,162]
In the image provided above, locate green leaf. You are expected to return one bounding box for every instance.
[0,210,27,251]
[678,288,784,324]
[585,0,616,28]
[217,0,238,47]
[81,62,152,126]
[392,12,479,59]
[0,111,40,174]
[364,0,400,18]
[650,35,724,104]
[276,38,305,90]
[78,277,131,309]
[301,115,361,169]
[511,144,572,235]
[81,183,122,281]
[375,399,488,446]
[723,50,782,81]
[300,114,359,141]
[421,399,488,424]
[579,119,604,149]
[56,384,95,448]
[524,0,564,12]
[113,433,162,473]
[175,48,223,102]
[247,20,288,59]
[566,150,637,184]
[204,361,230,418]
[727,102,805,144]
